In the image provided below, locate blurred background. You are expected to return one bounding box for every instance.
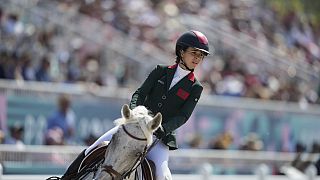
[0,0,319,179]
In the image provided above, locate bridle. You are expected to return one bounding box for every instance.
[122,124,147,141]
[101,124,149,180]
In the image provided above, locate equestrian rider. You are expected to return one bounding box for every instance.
[61,30,211,180]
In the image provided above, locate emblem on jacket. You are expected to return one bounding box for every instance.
[177,88,190,100]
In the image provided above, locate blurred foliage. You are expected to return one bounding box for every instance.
[266,0,320,26]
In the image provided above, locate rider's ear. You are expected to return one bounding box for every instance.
[180,50,184,57]
[121,104,132,119]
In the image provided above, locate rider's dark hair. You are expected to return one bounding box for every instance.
[175,44,188,64]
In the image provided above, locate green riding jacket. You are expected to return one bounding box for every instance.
[129,64,203,150]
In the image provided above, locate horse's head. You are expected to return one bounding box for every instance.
[98,104,162,179]
[114,104,162,146]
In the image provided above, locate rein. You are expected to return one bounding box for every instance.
[102,125,149,179]
[103,165,123,180]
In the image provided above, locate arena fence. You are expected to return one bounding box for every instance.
[0,145,319,180]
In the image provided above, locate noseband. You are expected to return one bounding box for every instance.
[102,125,148,179]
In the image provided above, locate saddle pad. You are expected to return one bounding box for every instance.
[78,144,109,172]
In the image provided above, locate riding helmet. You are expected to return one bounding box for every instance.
[175,30,210,57]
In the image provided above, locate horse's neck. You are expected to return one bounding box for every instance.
[105,147,136,173]
[96,144,138,180]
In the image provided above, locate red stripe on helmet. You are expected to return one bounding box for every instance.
[192,30,208,45]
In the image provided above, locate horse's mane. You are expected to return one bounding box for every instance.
[113,106,154,145]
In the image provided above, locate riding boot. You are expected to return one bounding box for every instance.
[61,149,86,180]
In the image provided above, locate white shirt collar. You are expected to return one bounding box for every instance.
[174,64,190,78]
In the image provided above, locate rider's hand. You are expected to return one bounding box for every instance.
[154,126,166,139]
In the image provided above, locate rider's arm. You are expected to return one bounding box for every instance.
[130,65,164,109]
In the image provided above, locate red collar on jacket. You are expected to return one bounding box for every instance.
[168,64,195,82]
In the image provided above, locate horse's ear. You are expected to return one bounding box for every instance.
[148,113,162,131]
[121,104,132,119]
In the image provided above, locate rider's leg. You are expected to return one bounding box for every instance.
[146,138,172,180]
[85,125,119,155]
[61,126,119,179]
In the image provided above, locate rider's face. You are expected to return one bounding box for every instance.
[181,47,205,69]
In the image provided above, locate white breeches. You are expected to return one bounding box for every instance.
[84,126,171,180]
[84,126,119,155]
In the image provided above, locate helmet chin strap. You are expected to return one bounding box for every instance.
[179,58,194,72]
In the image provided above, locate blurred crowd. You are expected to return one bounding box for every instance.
[182,131,320,175]
[0,0,320,104]
[52,0,320,104]
[0,2,129,86]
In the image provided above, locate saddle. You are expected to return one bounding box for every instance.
[77,143,156,180]
[78,143,109,173]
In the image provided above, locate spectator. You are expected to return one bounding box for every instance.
[0,6,3,24]
[208,132,234,150]
[295,142,307,153]
[45,94,76,145]
[0,129,5,144]
[0,52,6,79]
[21,53,36,81]
[239,133,264,151]
[184,133,204,149]
[5,123,24,146]
[35,56,51,82]
[2,13,22,35]
[45,127,65,145]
